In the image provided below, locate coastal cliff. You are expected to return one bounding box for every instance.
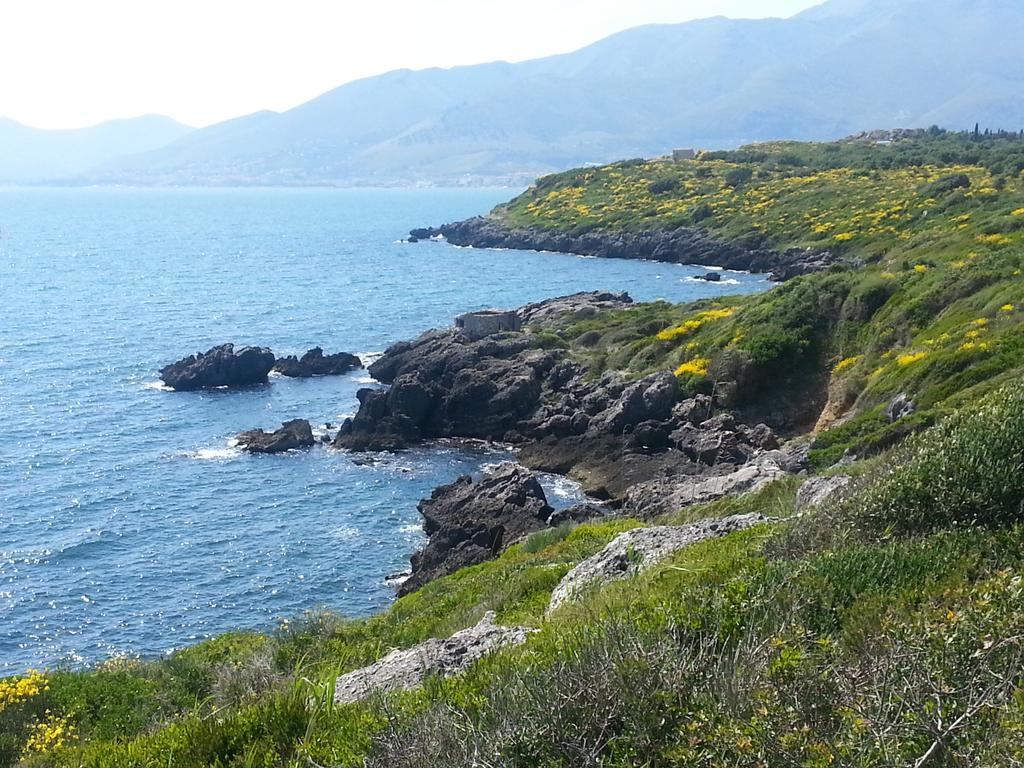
[6,132,1024,767]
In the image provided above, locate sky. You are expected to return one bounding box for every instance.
[0,0,822,131]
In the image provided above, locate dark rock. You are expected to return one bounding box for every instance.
[272,347,362,378]
[885,393,917,422]
[236,419,315,454]
[398,464,554,596]
[547,503,605,527]
[589,371,678,435]
[160,343,275,390]
[429,217,838,282]
[626,420,672,453]
[699,272,722,282]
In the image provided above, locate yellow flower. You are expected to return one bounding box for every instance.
[897,352,928,366]
[0,669,48,713]
[1000,304,1015,313]
[1012,208,1024,217]
[21,711,76,757]
[977,233,1012,248]
[675,358,710,378]
[834,356,861,374]
[913,264,929,274]
[834,232,855,242]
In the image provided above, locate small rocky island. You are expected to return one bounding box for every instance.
[160,343,276,390]
[159,344,362,390]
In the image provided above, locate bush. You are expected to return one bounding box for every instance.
[918,172,970,197]
[724,166,754,188]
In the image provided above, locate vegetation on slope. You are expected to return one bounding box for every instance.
[502,131,1024,461]
[3,384,1023,766]
[4,133,1024,766]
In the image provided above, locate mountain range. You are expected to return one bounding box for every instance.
[3,0,1023,186]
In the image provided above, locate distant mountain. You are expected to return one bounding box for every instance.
[0,115,193,183]
[60,0,1024,185]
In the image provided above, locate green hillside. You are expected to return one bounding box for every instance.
[3,133,1023,766]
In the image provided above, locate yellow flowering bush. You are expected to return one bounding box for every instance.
[0,669,48,713]
[21,711,76,756]
[897,352,928,366]
[675,358,710,378]
[1000,303,1015,312]
[1011,208,1024,216]
[656,307,736,342]
[833,232,855,242]
[833,356,861,374]
[913,264,929,274]
[977,233,1013,248]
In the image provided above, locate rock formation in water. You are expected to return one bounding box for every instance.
[411,218,835,281]
[272,347,362,378]
[160,344,275,390]
[236,419,315,454]
[399,463,556,596]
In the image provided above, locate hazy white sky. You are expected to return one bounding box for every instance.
[1,0,822,130]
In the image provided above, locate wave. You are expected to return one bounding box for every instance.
[355,351,384,366]
[683,276,742,286]
[142,380,174,392]
[189,445,242,461]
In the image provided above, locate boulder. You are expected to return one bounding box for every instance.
[589,371,678,435]
[885,393,917,422]
[236,419,315,453]
[699,272,722,282]
[334,612,533,705]
[398,464,554,596]
[159,344,275,390]
[622,452,790,519]
[796,474,854,511]
[547,513,768,614]
[272,347,362,377]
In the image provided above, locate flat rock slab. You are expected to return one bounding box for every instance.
[333,612,533,705]
[796,474,853,510]
[622,452,790,519]
[547,513,768,615]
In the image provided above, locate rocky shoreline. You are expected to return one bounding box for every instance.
[328,291,808,593]
[410,216,837,281]
[160,293,808,598]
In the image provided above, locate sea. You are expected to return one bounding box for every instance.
[0,187,770,672]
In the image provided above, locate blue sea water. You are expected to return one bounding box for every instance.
[0,187,770,673]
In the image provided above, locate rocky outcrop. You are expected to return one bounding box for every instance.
[398,464,555,597]
[160,344,275,390]
[547,513,769,614]
[622,451,793,519]
[411,218,835,281]
[272,347,362,378]
[796,474,854,511]
[236,419,315,453]
[885,393,917,422]
[333,612,533,705]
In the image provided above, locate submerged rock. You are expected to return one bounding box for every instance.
[333,612,533,705]
[273,347,362,378]
[160,344,275,390]
[398,464,554,597]
[236,419,315,454]
[547,513,768,614]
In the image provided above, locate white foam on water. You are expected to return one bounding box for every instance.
[142,381,174,392]
[190,445,242,461]
[683,276,741,286]
[399,524,422,535]
[354,375,376,384]
[355,350,384,366]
